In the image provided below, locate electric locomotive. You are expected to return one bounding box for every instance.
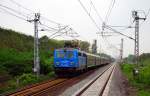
[53,48,110,76]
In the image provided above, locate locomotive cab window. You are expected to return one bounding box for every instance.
[66,51,74,58]
[56,51,65,58]
[56,50,74,58]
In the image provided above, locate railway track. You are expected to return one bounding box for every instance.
[28,68,100,96]
[8,70,96,96]
[7,64,115,96]
[8,78,68,96]
[72,64,116,96]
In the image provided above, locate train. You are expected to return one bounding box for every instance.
[53,48,111,76]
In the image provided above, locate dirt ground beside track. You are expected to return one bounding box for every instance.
[108,64,137,96]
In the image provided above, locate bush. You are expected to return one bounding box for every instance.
[121,58,150,96]
[18,73,37,86]
[0,48,33,76]
[40,50,54,74]
[138,64,150,85]
[48,72,55,77]
[138,90,150,96]
[121,63,134,81]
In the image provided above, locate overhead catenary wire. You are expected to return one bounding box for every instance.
[104,0,134,39]
[0,3,75,40]
[0,7,27,21]
[48,26,68,38]
[3,0,75,38]
[39,23,59,31]
[0,4,31,19]
[9,0,34,12]
[40,16,63,26]
[101,29,120,51]
[2,0,125,54]
[0,1,82,48]
[50,31,67,39]
[139,8,150,27]
[146,8,150,18]
[90,0,119,52]
[77,0,107,44]
[0,4,59,32]
[1,0,63,25]
[89,0,117,50]
[77,0,101,31]
[90,0,103,22]
[77,0,107,42]
[4,0,96,41]
[78,0,112,50]
[77,0,119,55]
[101,0,139,54]
[104,0,115,24]
[8,0,63,26]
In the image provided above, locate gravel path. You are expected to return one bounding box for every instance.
[107,64,137,96]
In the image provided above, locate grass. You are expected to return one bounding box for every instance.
[121,59,150,96]
[138,90,150,96]
[0,72,55,95]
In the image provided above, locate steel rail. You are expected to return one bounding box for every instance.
[8,64,113,96]
[99,64,115,96]
[72,64,115,96]
[28,66,109,96]
[9,78,68,96]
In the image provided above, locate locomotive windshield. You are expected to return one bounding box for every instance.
[56,51,65,58]
[56,50,74,58]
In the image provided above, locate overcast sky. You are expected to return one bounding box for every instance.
[0,0,150,57]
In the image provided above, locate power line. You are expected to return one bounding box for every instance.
[0,7,27,21]
[39,23,59,31]
[139,8,150,27]
[8,0,63,25]
[104,36,119,50]
[90,0,103,22]
[77,0,119,54]
[104,0,115,23]
[89,0,114,49]
[104,0,115,24]
[146,9,150,18]
[0,4,32,19]
[77,0,101,31]
[105,25,135,40]
[0,3,75,40]
[90,0,118,53]
[0,3,77,44]
[40,16,63,25]
[90,0,119,54]
[48,26,68,38]
[9,0,34,12]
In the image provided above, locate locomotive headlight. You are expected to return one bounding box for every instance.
[70,62,74,65]
[56,62,60,65]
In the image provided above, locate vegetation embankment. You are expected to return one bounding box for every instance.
[121,53,150,96]
[0,27,63,94]
[0,27,91,94]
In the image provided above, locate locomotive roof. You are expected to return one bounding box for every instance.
[55,48,108,59]
[55,48,77,51]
